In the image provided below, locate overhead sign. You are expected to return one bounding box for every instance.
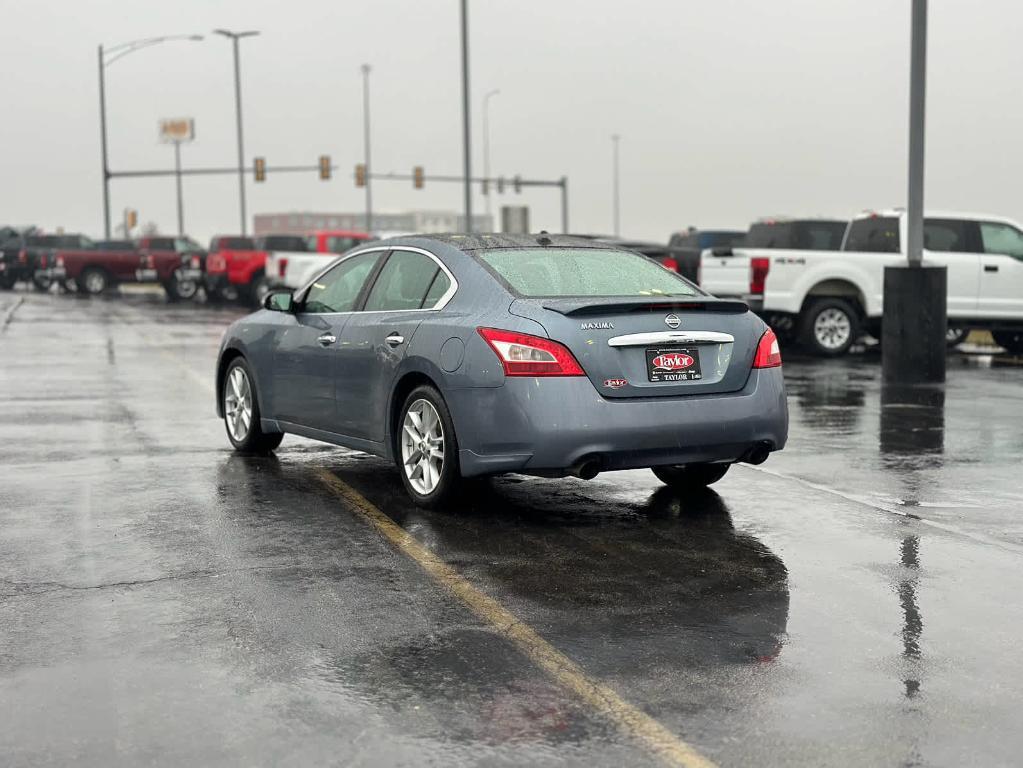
[159,118,195,144]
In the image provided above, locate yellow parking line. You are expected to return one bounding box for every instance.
[316,468,716,768]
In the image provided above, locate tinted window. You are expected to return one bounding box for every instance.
[793,222,847,250]
[923,218,970,253]
[326,236,362,253]
[698,231,745,249]
[744,223,792,248]
[175,237,202,253]
[478,248,699,298]
[259,235,308,252]
[214,237,255,251]
[669,233,698,249]
[845,217,901,253]
[303,252,381,313]
[364,251,444,311]
[979,222,1023,260]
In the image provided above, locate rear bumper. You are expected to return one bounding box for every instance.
[205,272,228,293]
[448,368,788,478]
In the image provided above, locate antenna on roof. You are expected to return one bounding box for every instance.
[536,231,552,246]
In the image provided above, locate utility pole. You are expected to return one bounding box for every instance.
[460,0,473,233]
[214,29,260,235]
[361,64,373,233]
[611,134,621,237]
[173,141,184,235]
[482,89,500,222]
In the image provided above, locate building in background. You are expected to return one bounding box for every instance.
[253,210,493,236]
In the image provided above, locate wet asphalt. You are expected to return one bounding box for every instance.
[2,289,1023,767]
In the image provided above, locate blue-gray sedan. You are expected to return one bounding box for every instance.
[215,234,788,506]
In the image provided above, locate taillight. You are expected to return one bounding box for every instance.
[191,255,201,269]
[661,257,679,272]
[278,258,288,278]
[477,327,584,377]
[40,254,48,268]
[18,249,27,263]
[208,254,226,272]
[56,255,64,267]
[750,257,770,295]
[753,328,782,368]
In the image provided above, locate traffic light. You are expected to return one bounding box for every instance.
[254,157,266,182]
[497,177,505,194]
[126,208,137,230]
[513,175,522,194]
[319,155,331,180]
[413,165,424,189]
[355,163,366,187]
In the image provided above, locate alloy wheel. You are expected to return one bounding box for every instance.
[814,308,852,350]
[224,367,253,442]
[401,398,445,495]
[84,271,106,294]
[175,270,198,299]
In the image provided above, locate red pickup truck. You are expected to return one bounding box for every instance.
[203,236,268,304]
[50,236,204,300]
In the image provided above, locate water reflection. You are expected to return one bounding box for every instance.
[786,362,869,434]
[879,385,945,469]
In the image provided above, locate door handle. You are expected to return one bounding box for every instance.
[984,264,999,273]
[385,333,405,347]
[317,333,337,346]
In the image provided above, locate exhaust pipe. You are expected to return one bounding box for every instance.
[741,443,772,466]
[567,457,601,480]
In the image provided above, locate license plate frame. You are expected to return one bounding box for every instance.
[645,347,702,383]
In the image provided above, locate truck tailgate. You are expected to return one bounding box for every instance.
[699,248,752,298]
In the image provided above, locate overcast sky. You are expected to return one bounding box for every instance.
[2,0,1021,243]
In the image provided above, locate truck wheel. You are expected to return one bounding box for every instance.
[993,330,1023,355]
[80,267,109,295]
[164,270,199,302]
[799,298,860,356]
[32,272,53,292]
[0,273,15,290]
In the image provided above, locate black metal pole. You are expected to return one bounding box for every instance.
[231,37,247,235]
[174,141,184,235]
[361,64,373,233]
[560,176,569,234]
[98,45,111,239]
[460,0,472,233]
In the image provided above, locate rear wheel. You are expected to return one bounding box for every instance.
[223,358,283,453]
[799,297,860,357]
[80,267,109,295]
[993,330,1023,355]
[396,385,461,508]
[652,463,730,489]
[0,273,15,290]
[165,269,199,302]
[32,272,52,292]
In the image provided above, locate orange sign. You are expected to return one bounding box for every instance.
[159,118,195,143]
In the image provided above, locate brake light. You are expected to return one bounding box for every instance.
[207,254,226,272]
[477,327,584,377]
[753,328,782,368]
[750,257,770,295]
[278,258,288,278]
[56,255,64,267]
[191,255,201,269]
[18,249,27,263]
[40,254,48,268]
[660,257,679,272]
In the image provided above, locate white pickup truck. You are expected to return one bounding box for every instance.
[700,209,1023,355]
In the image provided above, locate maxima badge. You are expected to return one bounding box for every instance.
[581,321,614,330]
[664,314,681,329]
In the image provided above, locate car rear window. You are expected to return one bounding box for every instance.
[477,248,699,298]
[845,217,901,252]
[215,237,256,250]
[259,235,308,252]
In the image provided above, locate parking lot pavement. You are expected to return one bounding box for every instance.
[3,292,1023,767]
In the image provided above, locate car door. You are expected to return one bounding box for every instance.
[977,220,1023,318]
[922,218,980,316]
[271,250,383,431]
[334,248,454,442]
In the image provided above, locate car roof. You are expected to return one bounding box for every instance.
[380,233,623,253]
[853,208,1020,225]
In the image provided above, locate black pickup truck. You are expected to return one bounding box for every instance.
[0,231,94,290]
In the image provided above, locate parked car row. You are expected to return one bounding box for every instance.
[0,228,374,307]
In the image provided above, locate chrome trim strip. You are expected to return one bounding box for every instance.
[295,244,459,313]
[607,331,734,347]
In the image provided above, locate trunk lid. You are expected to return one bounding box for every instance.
[510,297,762,398]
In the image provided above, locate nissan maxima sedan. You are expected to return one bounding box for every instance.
[215,234,788,507]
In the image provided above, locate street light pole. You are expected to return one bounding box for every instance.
[611,134,621,237]
[459,0,473,233]
[214,29,260,236]
[96,34,202,239]
[361,64,373,233]
[174,141,185,235]
[906,0,927,267]
[482,89,499,223]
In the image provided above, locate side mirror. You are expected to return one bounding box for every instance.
[264,290,293,312]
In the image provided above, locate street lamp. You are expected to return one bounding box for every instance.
[459,0,473,233]
[482,89,500,223]
[611,134,621,237]
[97,34,203,238]
[214,29,260,236]
[361,64,373,233]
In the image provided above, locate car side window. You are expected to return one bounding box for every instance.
[979,222,1023,260]
[923,219,970,253]
[844,217,900,253]
[363,250,447,311]
[303,252,382,314]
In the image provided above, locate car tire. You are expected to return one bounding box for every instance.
[651,463,730,489]
[165,270,199,302]
[946,327,970,348]
[396,385,461,508]
[32,272,52,292]
[0,273,15,290]
[222,358,284,453]
[993,330,1023,355]
[799,297,860,357]
[80,267,110,296]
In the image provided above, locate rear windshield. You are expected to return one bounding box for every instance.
[259,235,308,252]
[744,221,846,250]
[214,237,256,250]
[477,248,699,298]
[844,217,900,252]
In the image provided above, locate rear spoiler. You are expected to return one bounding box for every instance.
[539,297,749,316]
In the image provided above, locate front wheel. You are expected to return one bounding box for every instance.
[396,385,461,508]
[165,269,199,302]
[80,267,110,295]
[652,463,730,489]
[993,330,1023,355]
[799,298,861,357]
[223,358,283,453]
